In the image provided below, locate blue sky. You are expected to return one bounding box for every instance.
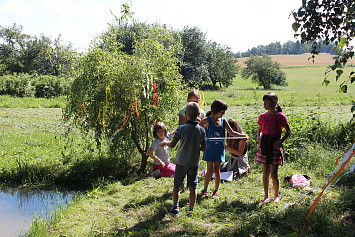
[0,0,303,52]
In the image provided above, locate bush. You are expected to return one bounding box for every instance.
[0,73,34,97]
[33,75,72,98]
[0,73,73,98]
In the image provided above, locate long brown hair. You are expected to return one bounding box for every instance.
[153,122,167,139]
[263,92,282,113]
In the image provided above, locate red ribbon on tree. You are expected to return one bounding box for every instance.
[152,81,158,107]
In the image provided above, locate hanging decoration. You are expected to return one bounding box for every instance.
[108,100,140,145]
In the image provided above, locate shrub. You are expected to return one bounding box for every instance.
[0,73,34,97]
[0,74,73,98]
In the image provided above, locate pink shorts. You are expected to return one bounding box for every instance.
[153,162,176,177]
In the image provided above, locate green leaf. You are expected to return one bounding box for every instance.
[336,69,343,77]
[292,22,301,32]
[322,79,330,86]
[340,84,347,93]
[350,72,355,83]
[338,38,347,48]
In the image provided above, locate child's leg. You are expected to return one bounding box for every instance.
[186,166,199,210]
[158,162,176,177]
[173,184,180,204]
[188,187,197,209]
[213,162,221,190]
[270,164,279,197]
[203,161,214,190]
[262,163,271,198]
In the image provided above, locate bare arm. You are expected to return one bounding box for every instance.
[178,114,187,125]
[225,139,247,157]
[200,139,206,151]
[257,124,262,144]
[199,117,209,130]
[160,138,179,149]
[274,122,291,148]
[147,148,165,167]
[225,120,249,139]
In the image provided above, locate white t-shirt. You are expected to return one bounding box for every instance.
[149,132,173,165]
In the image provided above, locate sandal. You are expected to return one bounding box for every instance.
[212,190,220,198]
[262,197,270,204]
[274,196,281,203]
[201,189,208,198]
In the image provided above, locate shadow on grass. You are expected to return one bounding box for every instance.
[1,152,142,191]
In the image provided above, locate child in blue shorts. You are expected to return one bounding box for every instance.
[160,102,206,215]
[199,99,249,198]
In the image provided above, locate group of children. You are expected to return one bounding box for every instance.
[147,89,291,215]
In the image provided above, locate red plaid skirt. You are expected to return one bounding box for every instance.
[255,145,284,165]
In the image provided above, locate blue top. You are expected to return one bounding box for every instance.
[203,116,226,162]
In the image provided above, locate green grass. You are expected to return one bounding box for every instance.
[201,66,355,107]
[0,65,354,236]
[28,158,354,236]
[0,95,67,108]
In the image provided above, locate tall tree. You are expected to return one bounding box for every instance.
[207,42,238,88]
[0,24,29,74]
[241,54,287,89]
[292,0,355,93]
[0,24,76,76]
[177,26,209,86]
[69,7,184,173]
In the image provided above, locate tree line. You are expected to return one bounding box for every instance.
[0,23,238,93]
[235,40,337,58]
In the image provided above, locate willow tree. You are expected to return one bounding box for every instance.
[67,9,184,173]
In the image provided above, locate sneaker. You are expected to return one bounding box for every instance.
[186,210,193,216]
[169,207,179,215]
[201,189,208,198]
[274,196,281,203]
[262,197,270,204]
[212,190,220,198]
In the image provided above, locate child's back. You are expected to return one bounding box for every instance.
[174,120,206,167]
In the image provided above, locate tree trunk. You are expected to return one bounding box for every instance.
[130,112,149,174]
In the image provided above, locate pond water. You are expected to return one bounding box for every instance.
[0,185,74,236]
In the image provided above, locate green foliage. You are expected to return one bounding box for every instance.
[241,54,287,89]
[68,13,185,172]
[207,42,239,88]
[292,0,355,92]
[0,73,72,98]
[177,26,210,86]
[0,23,77,77]
[177,26,238,88]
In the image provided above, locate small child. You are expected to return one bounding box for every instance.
[255,92,291,204]
[147,122,176,178]
[161,102,206,216]
[178,89,206,125]
[224,118,250,178]
[199,99,249,198]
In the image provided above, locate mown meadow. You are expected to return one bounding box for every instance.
[0,64,354,236]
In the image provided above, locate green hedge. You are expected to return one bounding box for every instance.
[0,73,73,98]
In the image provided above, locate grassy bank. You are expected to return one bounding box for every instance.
[0,65,354,236]
[27,149,354,236]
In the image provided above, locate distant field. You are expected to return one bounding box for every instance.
[237,54,355,67]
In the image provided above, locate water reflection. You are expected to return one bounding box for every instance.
[0,184,74,236]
